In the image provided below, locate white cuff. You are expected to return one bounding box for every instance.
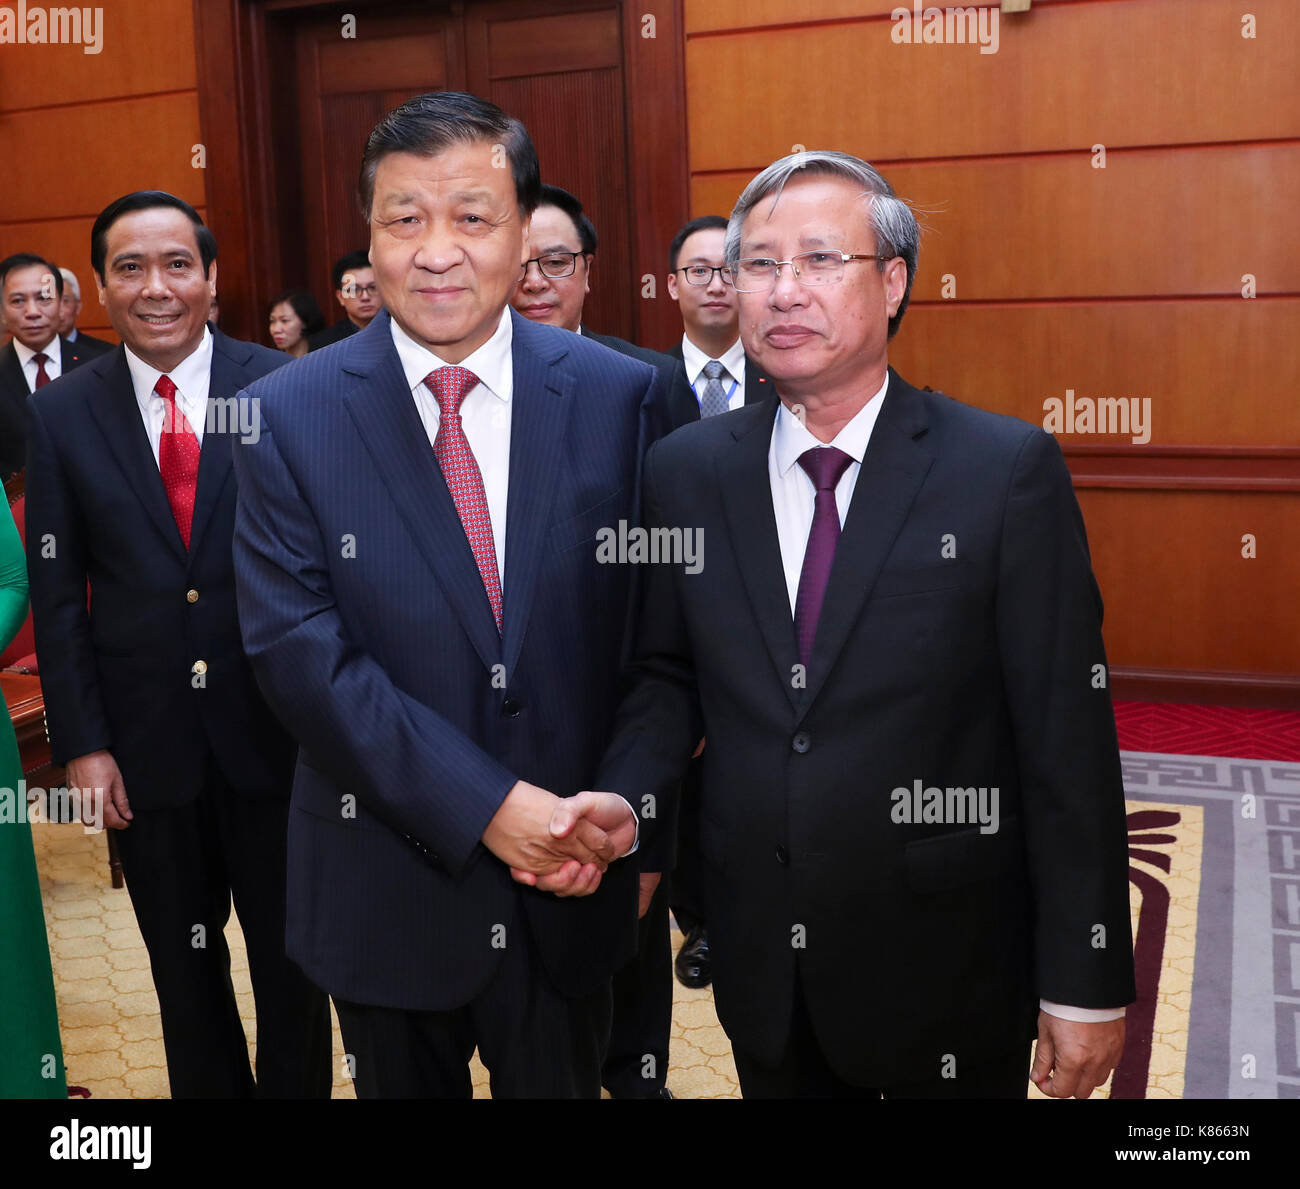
[1039,999,1127,1023]
[618,795,639,857]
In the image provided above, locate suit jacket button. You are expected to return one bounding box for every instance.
[775,845,789,866]
[192,660,207,675]
[186,588,199,603]
[502,696,522,718]
[791,732,810,753]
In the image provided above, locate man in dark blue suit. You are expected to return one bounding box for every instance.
[231,92,672,1098]
[25,192,332,1097]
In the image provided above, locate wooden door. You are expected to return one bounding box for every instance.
[292,7,464,323]
[464,1,634,340]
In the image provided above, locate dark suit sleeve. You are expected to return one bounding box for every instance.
[231,406,518,877]
[25,395,114,763]
[994,428,1136,1009]
[598,440,703,872]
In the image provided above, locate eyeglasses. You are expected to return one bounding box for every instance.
[674,264,733,287]
[727,251,885,292]
[521,251,587,280]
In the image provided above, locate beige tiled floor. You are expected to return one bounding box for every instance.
[32,820,741,1099]
[34,810,1187,1099]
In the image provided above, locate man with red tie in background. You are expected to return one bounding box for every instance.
[25,192,331,1097]
[0,254,95,479]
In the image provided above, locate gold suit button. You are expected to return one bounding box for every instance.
[186,589,199,603]
[192,660,208,675]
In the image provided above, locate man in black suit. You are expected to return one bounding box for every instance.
[56,267,114,356]
[306,249,383,351]
[26,191,332,1098]
[597,150,1135,1098]
[664,214,770,426]
[510,182,679,1099]
[0,254,95,478]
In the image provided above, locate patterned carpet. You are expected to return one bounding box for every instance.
[29,747,1297,1098]
[1116,701,1300,763]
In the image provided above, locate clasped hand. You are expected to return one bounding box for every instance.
[482,781,636,898]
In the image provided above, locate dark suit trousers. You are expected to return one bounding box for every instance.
[732,972,1031,1099]
[601,876,672,1097]
[668,760,705,934]
[112,756,331,1098]
[334,910,613,1099]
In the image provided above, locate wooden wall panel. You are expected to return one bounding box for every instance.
[0,0,196,110]
[886,300,1300,447]
[0,95,203,224]
[686,0,1297,168]
[685,0,1299,699]
[686,0,901,31]
[1078,489,1300,674]
[694,145,1300,300]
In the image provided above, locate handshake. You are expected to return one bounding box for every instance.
[482,780,639,899]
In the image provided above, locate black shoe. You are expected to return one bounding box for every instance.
[609,1085,675,1100]
[674,924,711,988]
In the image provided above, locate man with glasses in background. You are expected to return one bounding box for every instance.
[512,184,684,410]
[596,150,1135,1098]
[307,248,384,350]
[664,214,770,429]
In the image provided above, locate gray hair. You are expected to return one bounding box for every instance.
[58,267,80,301]
[724,149,920,339]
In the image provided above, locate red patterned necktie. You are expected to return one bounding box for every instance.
[427,366,503,633]
[155,374,200,548]
[33,352,51,389]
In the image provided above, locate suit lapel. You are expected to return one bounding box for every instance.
[501,312,572,680]
[0,344,27,420]
[798,371,934,716]
[743,354,772,406]
[186,329,244,560]
[340,312,502,673]
[85,349,189,563]
[717,400,804,715]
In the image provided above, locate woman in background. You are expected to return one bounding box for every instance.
[268,289,325,358]
[0,500,66,1098]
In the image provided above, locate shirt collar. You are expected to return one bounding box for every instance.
[124,326,213,405]
[680,333,745,388]
[13,334,60,369]
[391,307,513,403]
[772,371,890,476]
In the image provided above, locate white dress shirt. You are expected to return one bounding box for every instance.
[125,327,213,464]
[392,307,513,586]
[393,310,639,853]
[14,334,63,393]
[769,371,888,615]
[766,372,1124,1024]
[680,334,746,413]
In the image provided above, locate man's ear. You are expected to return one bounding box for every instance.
[885,257,906,317]
[666,273,679,303]
[207,260,219,301]
[95,275,107,308]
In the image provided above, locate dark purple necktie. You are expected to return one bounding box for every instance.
[793,445,854,666]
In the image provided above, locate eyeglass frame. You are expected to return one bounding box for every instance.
[725,250,888,292]
[672,264,734,287]
[520,250,591,281]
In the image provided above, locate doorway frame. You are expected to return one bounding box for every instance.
[191,0,690,347]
